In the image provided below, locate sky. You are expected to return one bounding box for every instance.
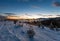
[0,0,60,18]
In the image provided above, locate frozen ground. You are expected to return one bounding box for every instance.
[0,21,60,41]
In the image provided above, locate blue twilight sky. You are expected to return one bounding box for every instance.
[0,0,60,16]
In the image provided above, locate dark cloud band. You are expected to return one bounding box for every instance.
[53,2,60,7]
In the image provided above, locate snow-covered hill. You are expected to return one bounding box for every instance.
[0,21,60,41]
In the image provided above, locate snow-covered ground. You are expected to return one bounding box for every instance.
[0,21,60,41]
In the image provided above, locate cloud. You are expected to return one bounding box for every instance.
[0,5,7,9]
[52,2,60,7]
[56,15,60,16]
[17,0,29,2]
[37,0,44,2]
[17,0,43,2]
[4,13,16,16]
[37,14,43,16]
[24,13,32,16]
[31,5,40,8]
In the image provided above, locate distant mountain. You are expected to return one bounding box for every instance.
[37,17,60,21]
[0,15,7,20]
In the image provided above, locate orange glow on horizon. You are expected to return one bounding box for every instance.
[7,16,19,19]
[7,15,60,19]
[7,16,36,19]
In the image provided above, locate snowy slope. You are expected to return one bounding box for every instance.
[0,21,60,41]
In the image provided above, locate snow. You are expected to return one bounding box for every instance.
[0,21,60,41]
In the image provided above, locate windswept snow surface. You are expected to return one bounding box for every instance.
[0,21,60,41]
